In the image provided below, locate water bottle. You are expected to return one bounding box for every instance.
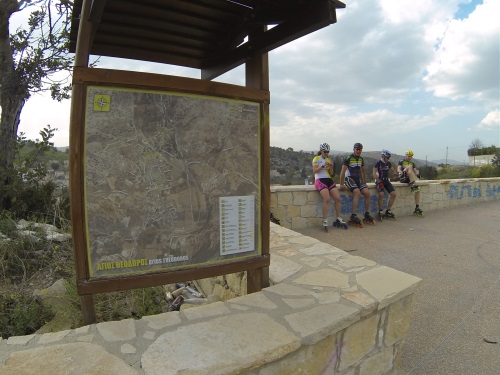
[305,178,309,186]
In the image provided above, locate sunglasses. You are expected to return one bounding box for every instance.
[322,151,329,154]
[355,148,362,151]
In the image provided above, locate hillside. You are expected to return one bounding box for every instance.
[271,146,437,174]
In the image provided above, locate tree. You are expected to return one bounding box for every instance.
[492,150,500,169]
[0,0,73,210]
[468,138,484,151]
[419,165,438,180]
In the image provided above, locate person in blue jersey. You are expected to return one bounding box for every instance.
[397,150,423,216]
[312,143,347,229]
[372,149,398,220]
[339,143,374,226]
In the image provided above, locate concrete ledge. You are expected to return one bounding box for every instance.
[271,177,500,230]
[0,224,421,375]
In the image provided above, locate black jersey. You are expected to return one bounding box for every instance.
[374,159,392,180]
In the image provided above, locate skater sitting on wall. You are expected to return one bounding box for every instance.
[312,143,347,230]
[397,150,423,216]
[373,149,398,220]
[339,143,374,226]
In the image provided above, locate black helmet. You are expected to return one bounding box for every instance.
[353,143,363,149]
[381,149,392,158]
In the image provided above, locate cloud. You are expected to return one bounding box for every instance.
[423,0,499,104]
[477,109,499,130]
[12,0,498,160]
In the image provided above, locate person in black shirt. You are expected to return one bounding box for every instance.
[339,143,374,225]
[373,149,398,220]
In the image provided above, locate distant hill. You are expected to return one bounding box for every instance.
[360,151,438,167]
[431,159,465,166]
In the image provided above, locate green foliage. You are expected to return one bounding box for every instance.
[0,213,18,238]
[419,165,438,180]
[9,1,73,101]
[467,144,498,157]
[0,125,70,224]
[0,233,74,338]
[436,165,473,179]
[0,292,54,339]
[469,165,500,178]
[93,287,165,322]
[492,150,500,168]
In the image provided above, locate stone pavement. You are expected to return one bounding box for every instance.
[0,218,422,374]
[1,201,497,374]
[298,200,500,375]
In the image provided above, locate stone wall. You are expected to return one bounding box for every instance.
[0,224,421,375]
[271,178,500,230]
[5,178,497,374]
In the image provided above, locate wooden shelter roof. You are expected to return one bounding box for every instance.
[69,0,345,80]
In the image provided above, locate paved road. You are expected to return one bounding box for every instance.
[298,201,500,375]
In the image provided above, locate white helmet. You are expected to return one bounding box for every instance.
[319,143,330,152]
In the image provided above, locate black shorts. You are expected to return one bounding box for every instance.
[380,180,395,193]
[399,172,410,184]
[345,176,367,192]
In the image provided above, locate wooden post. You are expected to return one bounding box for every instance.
[246,27,270,292]
[70,0,96,324]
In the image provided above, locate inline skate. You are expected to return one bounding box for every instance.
[333,217,348,230]
[377,209,384,222]
[384,209,396,220]
[363,212,375,225]
[413,206,423,217]
[322,219,329,232]
[348,214,363,228]
[410,182,420,193]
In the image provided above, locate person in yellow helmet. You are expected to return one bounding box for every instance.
[397,150,423,216]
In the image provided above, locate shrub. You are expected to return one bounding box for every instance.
[0,291,54,339]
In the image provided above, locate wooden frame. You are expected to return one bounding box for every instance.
[70,68,270,322]
[70,1,271,324]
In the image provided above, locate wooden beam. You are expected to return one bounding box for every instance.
[72,67,269,102]
[201,0,338,80]
[77,254,270,295]
[88,0,108,24]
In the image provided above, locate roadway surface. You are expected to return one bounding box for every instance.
[298,200,500,375]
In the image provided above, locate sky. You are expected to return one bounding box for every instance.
[11,0,499,163]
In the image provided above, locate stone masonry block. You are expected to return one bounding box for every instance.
[307,191,320,203]
[277,192,293,206]
[270,193,278,208]
[359,346,394,375]
[271,207,286,223]
[291,216,309,231]
[287,205,301,218]
[300,205,317,218]
[252,333,338,375]
[293,192,308,205]
[384,295,414,347]
[339,313,380,371]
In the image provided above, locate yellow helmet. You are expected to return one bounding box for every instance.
[405,150,414,157]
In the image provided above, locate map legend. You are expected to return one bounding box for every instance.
[220,196,255,255]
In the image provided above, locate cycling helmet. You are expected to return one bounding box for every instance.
[319,143,330,152]
[381,149,392,158]
[353,143,363,149]
[405,150,414,157]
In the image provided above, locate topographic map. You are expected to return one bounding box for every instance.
[84,86,260,278]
